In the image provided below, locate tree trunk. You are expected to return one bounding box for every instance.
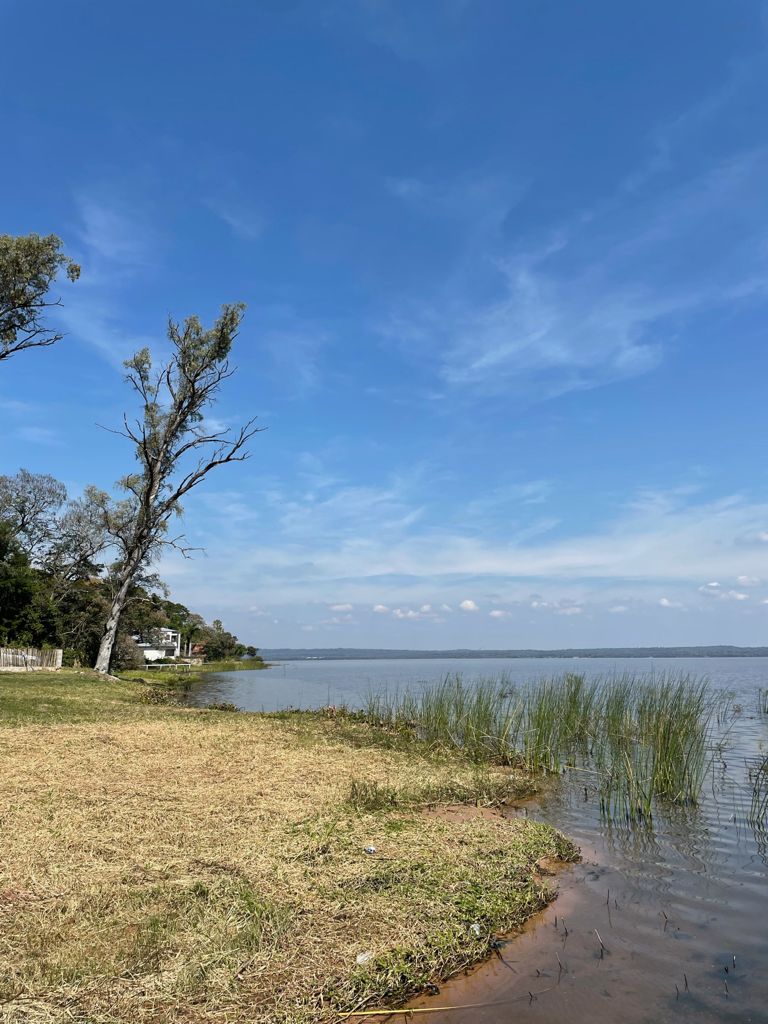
[94,567,138,673]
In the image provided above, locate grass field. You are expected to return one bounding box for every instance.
[0,671,577,1023]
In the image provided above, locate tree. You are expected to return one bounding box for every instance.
[0,234,80,362]
[202,619,246,661]
[92,304,260,673]
[0,521,37,645]
[0,469,67,559]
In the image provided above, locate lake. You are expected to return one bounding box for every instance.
[188,657,768,1022]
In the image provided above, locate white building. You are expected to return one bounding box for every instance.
[133,628,182,662]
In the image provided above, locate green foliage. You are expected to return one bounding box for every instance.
[136,685,186,706]
[0,233,80,361]
[203,619,246,661]
[363,672,716,823]
[0,520,40,645]
[112,633,146,670]
[0,468,258,667]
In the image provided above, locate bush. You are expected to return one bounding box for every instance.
[61,648,84,668]
[112,635,146,671]
[136,686,184,706]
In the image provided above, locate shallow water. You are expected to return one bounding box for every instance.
[188,657,768,1022]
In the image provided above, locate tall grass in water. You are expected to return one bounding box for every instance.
[363,672,715,824]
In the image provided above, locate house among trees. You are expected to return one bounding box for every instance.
[132,628,181,662]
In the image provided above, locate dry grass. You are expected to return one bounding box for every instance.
[0,675,577,1023]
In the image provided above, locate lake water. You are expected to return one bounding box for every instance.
[188,657,768,1023]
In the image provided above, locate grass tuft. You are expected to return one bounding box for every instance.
[362,671,717,823]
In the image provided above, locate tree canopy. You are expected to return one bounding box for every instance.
[0,469,256,668]
[0,233,80,361]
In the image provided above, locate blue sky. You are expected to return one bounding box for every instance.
[2,0,768,648]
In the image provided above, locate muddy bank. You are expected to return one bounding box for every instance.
[403,791,767,1023]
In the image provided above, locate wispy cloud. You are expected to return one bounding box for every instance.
[58,192,158,368]
[258,306,329,396]
[384,129,768,404]
[207,197,264,241]
[14,426,64,447]
[170,485,768,625]
[77,194,154,269]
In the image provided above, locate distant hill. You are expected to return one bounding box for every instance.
[260,645,768,661]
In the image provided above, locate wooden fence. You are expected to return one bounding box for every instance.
[0,646,63,670]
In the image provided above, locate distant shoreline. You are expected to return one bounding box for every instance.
[260,645,768,661]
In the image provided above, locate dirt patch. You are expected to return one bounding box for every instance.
[422,802,506,824]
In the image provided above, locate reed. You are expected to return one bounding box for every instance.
[362,671,716,823]
[748,754,768,830]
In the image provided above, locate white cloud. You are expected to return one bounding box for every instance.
[167,476,768,643]
[699,582,750,602]
[419,604,432,613]
[557,606,583,616]
[330,603,354,612]
[659,597,685,609]
[698,582,722,597]
[609,605,628,614]
[489,609,509,619]
[14,426,64,447]
[393,607,422,620]
[736,575,760,586]
[459,599,479,612]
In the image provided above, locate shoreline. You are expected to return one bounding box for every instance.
[0,670,577,1023]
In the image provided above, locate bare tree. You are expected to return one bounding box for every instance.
[93,304,260,673]
[0,234,80,361]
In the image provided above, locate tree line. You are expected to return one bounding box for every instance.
[1,232,260,671]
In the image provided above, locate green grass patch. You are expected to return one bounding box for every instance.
[120,658,267,686]
[0,669,186,726]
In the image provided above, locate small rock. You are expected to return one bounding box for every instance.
[356,951,373,965]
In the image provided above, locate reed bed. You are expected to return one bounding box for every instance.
[363,672,717,823]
